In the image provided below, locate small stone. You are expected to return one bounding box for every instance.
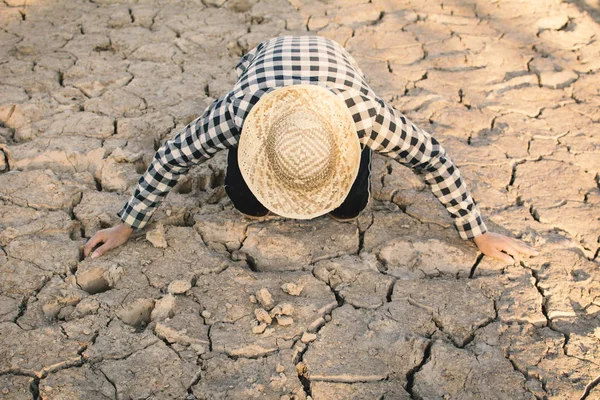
[301,332,317,343]
[280,303,294,315]
[228,0,251,12]
[151,294,175,321]
[256,288,275,310]
[168,280,191,294]
[146,223,167,248]
[269,304,283,317]
[252,323,267,334]
[203,0,226,7]
[58,305,75,321]
[281,282,303,296]
[324,314,332,322]
[0,149,7,172]
[201,310,212,319]
[270,303,294,317]
[276,315,293,326]
[296,362,307,376]
[117,298,155,327]
[249,295,257,304]
[76,267,110,294]
[540,70,578,89]
[74,298,100,316]
[276,364,285,373]
[254,308,272,325]
[263,327,275,336]
[42,301,61,319]
[537,15,569,31]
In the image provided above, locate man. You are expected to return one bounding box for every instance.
[84,35,538,264]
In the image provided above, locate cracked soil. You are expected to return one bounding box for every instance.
[0,0,599,399]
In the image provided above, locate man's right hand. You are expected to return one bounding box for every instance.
[83,223,134,259]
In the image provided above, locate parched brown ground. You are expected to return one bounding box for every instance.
[1,0,599,399]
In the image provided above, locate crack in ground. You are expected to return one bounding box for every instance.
[406,292,498,349]
[1,1,599,398]
[529,204,541,222]
[357,212,374,255]
[186,368,202,397]
[287,261,349,397]
[522,261,571,355]
[468,253,484,278]
[506,356,547,400]
[294,345,312,397]
[0,147,10,172]
[385,278,396,303]
[459,299,498,349]
[405,339,433,399]
[155,332,187,364]
[506,159,528,190]
[14,276,51,325]
[29,376,40,400]
[370,11,385,26]
[98,368,118,400]
[218,349,280,362]
[1,353,86,381]
[84,336,159,364]
[579,374,600,400]
[310,264,345,310]
[206,324,213,352]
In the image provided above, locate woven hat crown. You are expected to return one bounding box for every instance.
[238,84,360,219]
[266,109,337,191]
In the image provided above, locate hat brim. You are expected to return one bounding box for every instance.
[238,84,361,219]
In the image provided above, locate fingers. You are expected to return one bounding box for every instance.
[91,240,113,259]
[494,239,538,265]
[512,239,539,256]
[502,244,522,263]
[487,248,515,265]
[502,238,539,260]
[474,232,539,265]
[83,226,132,259]
[83,232,106,257]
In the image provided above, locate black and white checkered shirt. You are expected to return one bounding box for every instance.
[118,35,487,240]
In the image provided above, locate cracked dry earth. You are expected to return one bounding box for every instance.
[0,0,599,399]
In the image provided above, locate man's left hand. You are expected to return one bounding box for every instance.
[473,232,539,264]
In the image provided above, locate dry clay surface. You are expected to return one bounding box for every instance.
[0,0,599,399]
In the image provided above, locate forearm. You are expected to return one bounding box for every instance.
[420,153,488,239]
[117,139,197,229]
[116,94,240,230]
[371,100,487,240]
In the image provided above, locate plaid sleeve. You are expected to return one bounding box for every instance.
[234,44,261,80]
[117,94,240,229]
[368,100,488,240]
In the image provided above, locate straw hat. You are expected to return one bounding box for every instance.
[238,84,361,219]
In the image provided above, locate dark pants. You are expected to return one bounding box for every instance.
[224,146,372,219]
